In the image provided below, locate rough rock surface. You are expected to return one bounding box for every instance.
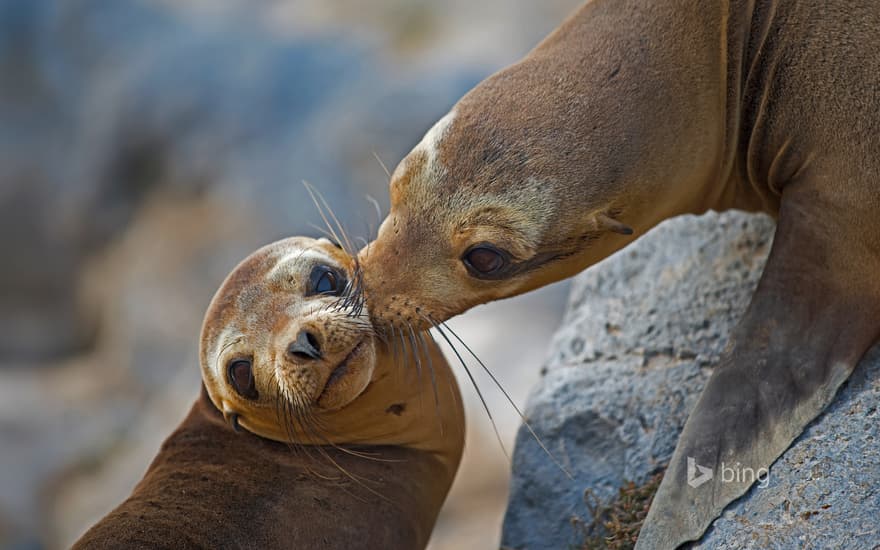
[501,211,880,550]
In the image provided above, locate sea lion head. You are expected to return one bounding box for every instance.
[200,236,377,441]
[359,70,640,331]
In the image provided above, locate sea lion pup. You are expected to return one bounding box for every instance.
[74,237,464,550]
[357,0,880,548]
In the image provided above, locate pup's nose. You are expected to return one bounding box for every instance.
[287,330,322,361]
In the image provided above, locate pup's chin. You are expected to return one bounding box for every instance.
[315,341,376,411]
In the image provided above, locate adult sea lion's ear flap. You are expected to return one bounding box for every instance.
[595,213,634,235]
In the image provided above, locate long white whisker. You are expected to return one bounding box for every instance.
[439,320,573,479]
[431,321,510,463]
[302,181,345,250]
[371,151,391,178]
[303,180,355,255]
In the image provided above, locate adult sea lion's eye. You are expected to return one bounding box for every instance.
[227,359,258,400]
[463,245,509,276]
[310,266,345,296]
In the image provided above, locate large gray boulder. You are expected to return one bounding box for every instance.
[501,211,880,549]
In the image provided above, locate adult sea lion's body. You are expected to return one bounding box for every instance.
[75,238,464,549]
[358,1,880,547]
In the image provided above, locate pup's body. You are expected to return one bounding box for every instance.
[73,387,456,549]
[75,238,464,549]
[359,1,880,547]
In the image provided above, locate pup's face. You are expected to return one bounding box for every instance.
[200,237,376,441]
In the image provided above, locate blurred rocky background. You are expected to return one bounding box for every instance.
[0,0,583,548]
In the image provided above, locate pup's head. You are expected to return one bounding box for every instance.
[200,237,377,441]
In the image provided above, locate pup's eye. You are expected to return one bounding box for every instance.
[462,245,509,276]
[227,359,258,400]
[309,265,346,296]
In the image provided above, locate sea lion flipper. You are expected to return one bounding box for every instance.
[635,348,853,549]
[636,187,880,549]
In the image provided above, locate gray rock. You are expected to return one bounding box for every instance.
[501,211,880,549]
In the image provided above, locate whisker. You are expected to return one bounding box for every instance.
[405,321,424,382]
[389,324,408,388]
[300,407,398,463]
[288,393,325,474]
[296,405,394,503]
[299,414,359,489]
[352,260,367,318]
[365,193,383,224]
[302,181,346,253]
[331,275,357,314]
[438,320,573,479]
[290,393,347,478]
[303,180,355,255]
[364,193,383,244]
[371,151,391,178]
[421,329,464,425]
[430,320,511,463]
[329,256,366,320]
[307,222,342,246]
[349,261,368,319]
[416,329,440,404]
[388,324,400,371]
[415,328,444,436]
[407,322,433,415]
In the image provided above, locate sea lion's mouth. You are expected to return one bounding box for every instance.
[317,339,366,403]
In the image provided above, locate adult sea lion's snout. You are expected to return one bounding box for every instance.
[358,219,464,333]
[357,102,640,333]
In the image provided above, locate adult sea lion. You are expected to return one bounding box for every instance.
[357,1,880,547]
[75,237,464,549]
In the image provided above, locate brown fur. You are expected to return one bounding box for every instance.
[359,1,880,547]
[360,0,880,328]
[75,238,464,549]
[73,387,457,549]
[199,237,464,457]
